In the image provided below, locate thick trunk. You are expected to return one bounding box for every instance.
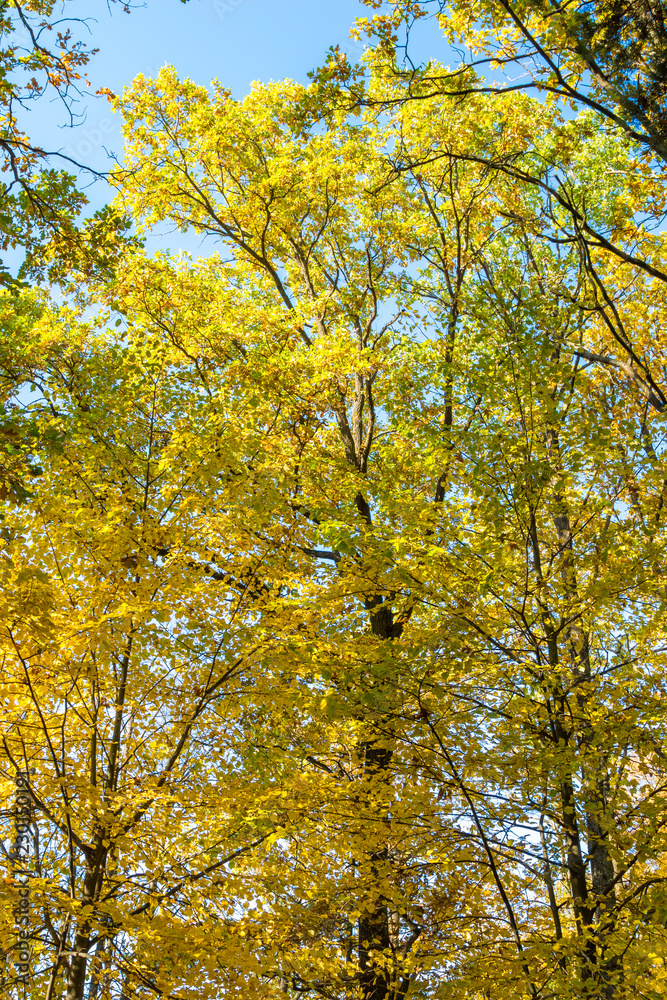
[587,776,620,999]
[66,926,91,1000]
[340,371,402,998]
[68,636,130,1000]
[356,600,402,1000]
[358,744,392,1000]
[65,848,106,1000]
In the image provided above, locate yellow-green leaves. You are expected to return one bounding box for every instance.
[4,35,667,1000]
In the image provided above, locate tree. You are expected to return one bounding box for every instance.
[1,268,299,1000]
[3,27,667,1000]
[348,0,667,412]
[0,1,143,286]
[0,1,142,514]
[357,0,667,163]
[115,67,667,997]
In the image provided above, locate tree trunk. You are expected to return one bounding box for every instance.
[358,744,392,1000]
[66,926,91,1000]
[355,600,403,1000]
[65,848,106,1000]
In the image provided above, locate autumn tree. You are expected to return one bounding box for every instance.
[0,1,151,507]
[357,0,667,163]
[110,67,667,998]
[348,0,667,412]
[1,272,309,1000]
[3,12,667,1000]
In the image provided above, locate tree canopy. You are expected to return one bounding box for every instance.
[2,4,667,1000]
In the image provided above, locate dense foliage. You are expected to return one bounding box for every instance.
[3,3,667,999]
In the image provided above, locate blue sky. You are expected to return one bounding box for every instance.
[10,0,380,257]
[30,1,451,174]
[14,1,451,259]
[30,0,372,176]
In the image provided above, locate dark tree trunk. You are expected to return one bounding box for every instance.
[358,746,392,1000]
[355,598,403,1000]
